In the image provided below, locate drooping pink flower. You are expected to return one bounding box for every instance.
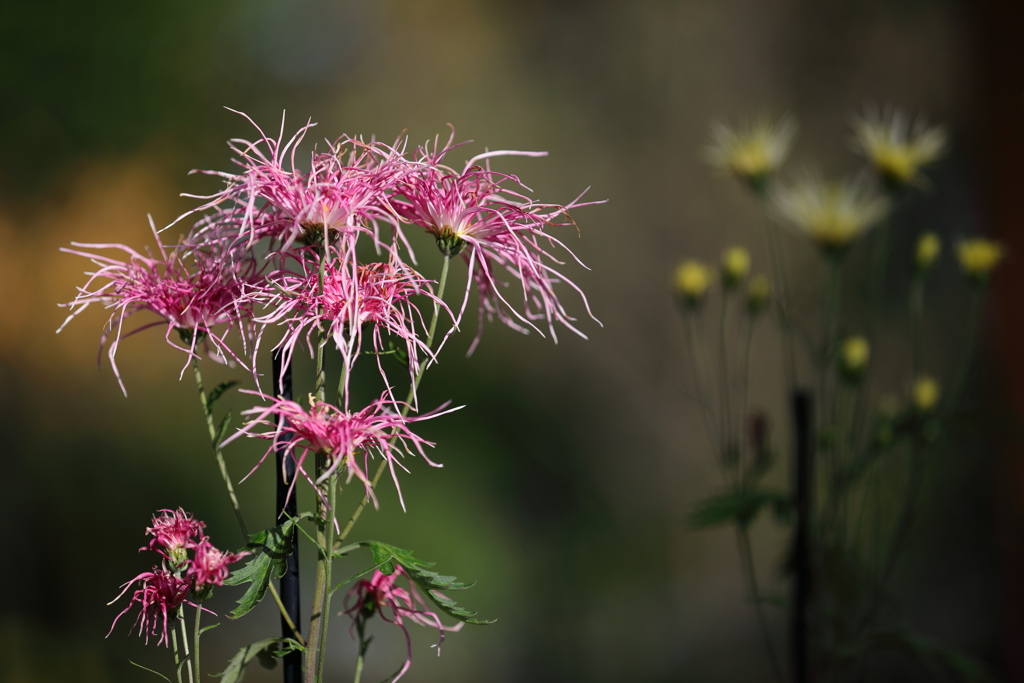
[343,567,463,682]
[248,250,450,402]
[107,569,192,647]
[186,537,248,589]
[223,392,459,510]
[58,222,261,394]
[143,508,205,561]
[393,133,600,352]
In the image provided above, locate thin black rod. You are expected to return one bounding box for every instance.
[273,349,301,683]
[792,390,813,683]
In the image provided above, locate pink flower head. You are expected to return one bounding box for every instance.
[343,567,463,682]
[143,508,205,562]
[394,133,600,352]
[107,569,192,647]
[184,111,407,252]
[249,251,450,402]
[187,537,249,589]
[224,392,459,511]
[58,221,261,394]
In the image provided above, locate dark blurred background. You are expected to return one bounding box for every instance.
[2,0,1023,681]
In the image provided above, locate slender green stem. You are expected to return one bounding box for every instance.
[718,290,735,473]
[683,310,722,460]
[737,527,786,683]
[336,255,452,546]
[946,285,985,411]
[757,205,798,392]
[316,474,338,683]
[305,228,335,683]
[909,275,925,381]
[192,358,247,537]
[353,652,365,683]
[193,604,202,683]
[819,258,842,428]
[178,612,194,683]
[739,315,756,475]
[191,359,305,647]
[171,626,184,683]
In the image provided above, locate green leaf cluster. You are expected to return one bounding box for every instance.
[223,514,310,619]
[214,637,304,683]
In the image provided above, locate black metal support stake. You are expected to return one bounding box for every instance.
[273,350,302,683]
[792,390,813,683]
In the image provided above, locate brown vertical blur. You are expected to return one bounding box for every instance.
[975,1,1024,680]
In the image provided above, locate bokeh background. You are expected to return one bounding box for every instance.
[2,0,1023,681]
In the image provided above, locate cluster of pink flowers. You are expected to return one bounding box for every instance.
[108,509,246,646]
[343,567,463,682]
[60,113,597,393]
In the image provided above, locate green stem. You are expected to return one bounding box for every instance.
[193,603,202,683]
[819,258,842,429]
[353,652,365,683]
[909,275,925,381]
[739,315,756,475]
[719,290,736,473]
[191,359,305,647]
[946,285,985,411]
[757,204,798,392]
[178,611,194,683]
[171,626,184,683]
[316,474,338,683]
[335,255,452,547]
[737,527,786,683]
[191,358,246,537]
[683,310,722,460]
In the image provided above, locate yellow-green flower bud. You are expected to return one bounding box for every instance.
[720,247,751,288]
[912,374,941,413]
[673,260,712,308]
[956,238,1003,282]
[915,232,941,271]
[747,274,771,315]
[839,335,870,382]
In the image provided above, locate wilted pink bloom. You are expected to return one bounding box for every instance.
[224,392,458,510]
[58,222,260,394]
[184,111,407,252]
[107,569,192,647]
[394,133,600,352]
[249,250,450,401]
[187,537,248,589]
[343,567,463,682]
[143,508,205,560]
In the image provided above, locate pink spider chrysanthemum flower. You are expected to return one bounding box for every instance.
[249,249,450,402]
[107,569,193,647]
[223,392,458,511]
[58,222,261,394]
[142,508,205,566]
[394,134,600,352]
[343,567,463,682]
[184,111,409,253]
[187,537,249,590]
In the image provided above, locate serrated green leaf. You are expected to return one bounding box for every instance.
[360,541,494,625]
[207,381,240,411]
[215,412,233,448]
[223,514,310,619]
[129,660,172,683]
[688,488,791,530]
[214,638,303,683]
